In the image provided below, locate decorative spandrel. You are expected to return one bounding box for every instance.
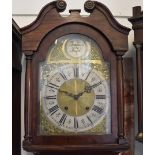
[39,34,111,135]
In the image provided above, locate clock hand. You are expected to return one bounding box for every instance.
[59,89,83,100]
[74,91,86,100]
[58,89,75,98]
[74,82,102,100]
[72,81,103,100]
[85,81,103,93]
[59,80,100,101]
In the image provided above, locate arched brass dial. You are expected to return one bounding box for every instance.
[39,34,111,134]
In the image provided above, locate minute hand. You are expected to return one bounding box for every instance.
[74,81,103,99]
[85,81,103,92]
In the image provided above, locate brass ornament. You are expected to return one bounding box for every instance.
[84,0,95,13]
[56,0,67,12]
[136,132,143,142]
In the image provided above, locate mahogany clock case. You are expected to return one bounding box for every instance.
[20,0,131,154]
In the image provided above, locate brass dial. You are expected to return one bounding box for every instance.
[57,79,95,116]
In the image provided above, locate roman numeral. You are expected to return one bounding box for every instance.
[85,68,93,80]
[74,117,78,129]
[60,72,67,80]
[87,116,93,124]
[96,95,106,99]
[45,95,56,100]
[92,105,103,114]
[74,67,79,78]
[49,105,59,115]
[81,119,85,125]
[46,83,59,92]
[59,114,67,125]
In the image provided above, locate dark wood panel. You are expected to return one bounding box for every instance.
[122,58,134,155]
[12,19,22,155]
[34,151,119,155]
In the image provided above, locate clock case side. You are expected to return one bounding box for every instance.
[12,19,22,155]
[21,0,130,153]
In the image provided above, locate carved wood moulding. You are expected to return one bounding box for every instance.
[21,0,130,52]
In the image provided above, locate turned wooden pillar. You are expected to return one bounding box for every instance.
[128,6,143,142]
[117,55,124,140]
[23,51,34,145]
[116,51,128,145]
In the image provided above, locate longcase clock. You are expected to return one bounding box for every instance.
[21,1,130,154]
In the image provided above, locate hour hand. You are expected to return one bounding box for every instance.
[74,91,86,100]
[58,89,75,98]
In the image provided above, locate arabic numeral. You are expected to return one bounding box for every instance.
[67,71,71,77]
[49,101,55,105]
[91,77,96,82]
[81,119,85,125]
[56,77,61,82]
[98,86,102,92]
[67,119,72,124]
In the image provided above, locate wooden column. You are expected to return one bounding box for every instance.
[128,6,143,142]
[116,52,128,144]
[134,43,143,141]
[23,51,34,145]
[117,56,124,139]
